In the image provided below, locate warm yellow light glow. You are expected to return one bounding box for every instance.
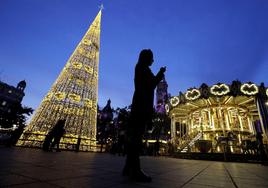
[85,65,93,74]
[207,98,212,105]
[211,115,215,130]
[145,140,167,144]
[72,62,83,69]
[76,79,84,85]
[238,98,254,105]
[165,104,169,113]
[54,92,66,100]
[240,83,258,95]
[86,52,95,59]
[210,84,230,96]
[170,96,179,107]
[238,134,241,144]
[43,92,53,102]
[83,39,92,45]
[185,88,201,100]
[78,47,85,54]
[224,96,233,104]
[68,93,81,102]
[17,9,103,151]
[238,116,244,131]
[84,98,93,108]
[247,117,253,133]
[225,114,230,130]
[186,102,199,108]
[168,81,264,155]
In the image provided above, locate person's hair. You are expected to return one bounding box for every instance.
[138,49,153,65]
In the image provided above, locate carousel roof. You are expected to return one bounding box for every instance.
[166,81,268,117]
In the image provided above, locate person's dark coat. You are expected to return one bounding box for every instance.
[131,62,164,127]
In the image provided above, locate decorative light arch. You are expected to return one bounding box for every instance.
[241,83,258,95]
[170,96,180,107]
[185,89,201,100]
[210,84,230,96]
[165,104,170,113]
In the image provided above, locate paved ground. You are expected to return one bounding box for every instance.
[0,147,268,188]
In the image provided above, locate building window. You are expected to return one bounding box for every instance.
[2,101,7,106]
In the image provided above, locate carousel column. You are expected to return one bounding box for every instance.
[191,117,194,134]
[219,107,226,136]
[237,109,244,147]
[188,119,191,135]
[171,115,176,144]
[250,116,256,135]
[247,116,253,134]
[179,119,182,139]
[186,119,189,136]
[224,109,231,131]
[238,114,244,131]
[199,114,202,139]
[182,120,184,138]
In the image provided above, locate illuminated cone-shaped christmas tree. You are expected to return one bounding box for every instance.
[17,8,102,151]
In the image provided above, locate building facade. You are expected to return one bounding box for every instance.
[0,80,26,128]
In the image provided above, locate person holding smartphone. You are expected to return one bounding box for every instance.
[123,49,166,182]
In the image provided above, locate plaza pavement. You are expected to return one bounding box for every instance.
[0,147,268,188]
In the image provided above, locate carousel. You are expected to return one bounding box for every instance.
[166,81,268,154]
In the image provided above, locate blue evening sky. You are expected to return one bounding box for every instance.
[0,0,268,111]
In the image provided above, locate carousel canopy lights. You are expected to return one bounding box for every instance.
[185,88,201,100]
[165,104,170,113]
[210,84,230,96]
[168,81,267,112]
[241,83,258,95]
[170,96,180,107]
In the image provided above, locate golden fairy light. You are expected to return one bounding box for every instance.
[17,9,103,151]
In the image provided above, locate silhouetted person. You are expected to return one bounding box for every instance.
[50,120,66,152]
[42,119,65,151]
[123,49,166,182]
[76,136,82,152]
[43,131,54,151]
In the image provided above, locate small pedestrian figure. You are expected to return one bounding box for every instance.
[76,136,82,152]
[43,131,54,151]
[42,119,66,152]
[50,120,66,152]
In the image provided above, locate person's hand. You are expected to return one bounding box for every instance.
[160,66,166,73]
